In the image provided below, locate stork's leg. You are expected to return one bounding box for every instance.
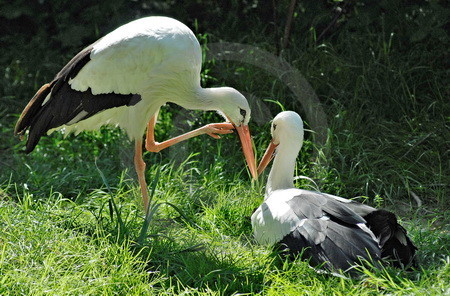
[145,115,234,152]
[134,139,149,214]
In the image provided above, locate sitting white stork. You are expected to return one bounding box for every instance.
[14,16,257,213]
[252,111,416,273]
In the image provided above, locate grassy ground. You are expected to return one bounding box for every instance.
[0,161,448,295]
[1,3,449,295]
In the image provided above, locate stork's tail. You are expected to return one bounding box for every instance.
[364,210,417,268]
[14,82,53,153]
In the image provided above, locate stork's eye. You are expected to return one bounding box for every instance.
[273,124,277,131]
[240,108,246,118]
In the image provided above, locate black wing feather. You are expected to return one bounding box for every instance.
[280,219,381,272]
[277,192,381,273]
[16,42,142,153]
[321,194,417,268]
[364,209,417,267]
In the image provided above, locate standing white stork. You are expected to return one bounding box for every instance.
[14,16,257,213]
[252,111,416,273]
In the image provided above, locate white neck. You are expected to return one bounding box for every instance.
[173,87,221,111]
[265,140,302,197]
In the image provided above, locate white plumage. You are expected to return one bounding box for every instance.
[72,17,200,94]
[252,188,306,245]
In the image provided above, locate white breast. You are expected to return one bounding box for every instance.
[251,188,305,245]
[49,98,160,140]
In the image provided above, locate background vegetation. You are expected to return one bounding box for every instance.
[1,0,448,294]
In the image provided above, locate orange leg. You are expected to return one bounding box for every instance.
[134,139,149,214]
[145,115,235,152]
[136,116,233,213]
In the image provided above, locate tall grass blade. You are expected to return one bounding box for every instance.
[95,159,112,193]
[162,201,202,229]
[95,159,126,240]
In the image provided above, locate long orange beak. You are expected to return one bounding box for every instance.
[257,140,278,176]
[235,125,257,180]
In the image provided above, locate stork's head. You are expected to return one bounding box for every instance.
[212,87,256,179]
[213,87,251,126]
[257,111,304,176]
[270,111,304,146]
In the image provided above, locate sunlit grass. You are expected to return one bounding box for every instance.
[0,168,448,295]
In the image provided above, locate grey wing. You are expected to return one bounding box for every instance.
[322,192,417,268]
[286,191,367,225]
[280,192,381,272]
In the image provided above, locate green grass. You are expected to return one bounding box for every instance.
[1,2,449,294]
[0,164,448,295]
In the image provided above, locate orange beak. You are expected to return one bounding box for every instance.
[235,125,258,180]
[257,140,278,176]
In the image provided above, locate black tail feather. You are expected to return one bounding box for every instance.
[364,209,417,268]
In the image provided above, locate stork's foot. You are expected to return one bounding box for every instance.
[201,122,234,139]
